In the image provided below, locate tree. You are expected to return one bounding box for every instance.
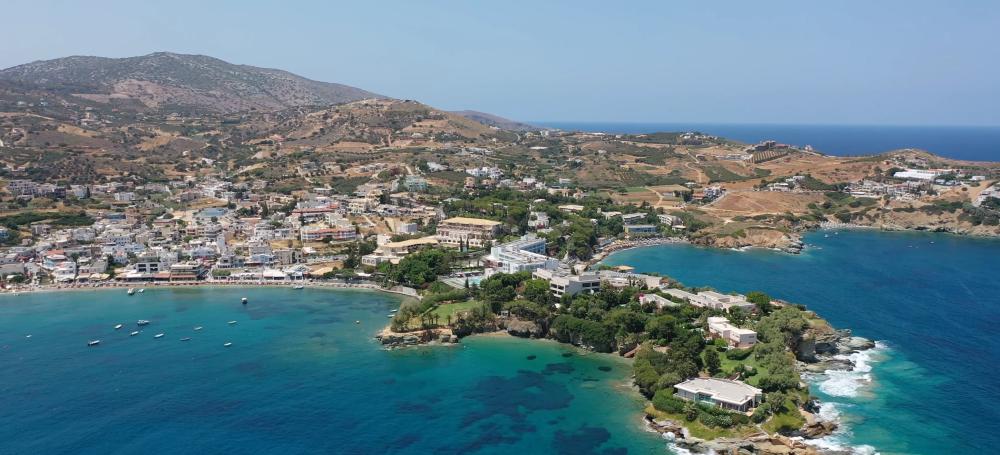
[704,348,721,375]
[522,279,552,306]
[747,291,772,315]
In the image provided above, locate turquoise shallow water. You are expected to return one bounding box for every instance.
[603,230,1000,454]
[0,287,667,454]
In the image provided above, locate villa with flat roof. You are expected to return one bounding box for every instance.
[707,316,758,348]
[674,378,762,412]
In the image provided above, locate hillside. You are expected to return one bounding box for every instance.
[0,52,383,113]
[451,110,538,131]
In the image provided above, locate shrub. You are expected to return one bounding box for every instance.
[652,389,686,414]
[725,347,753,360]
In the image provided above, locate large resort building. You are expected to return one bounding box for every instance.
[435,217,502,249]
[674,378,763,412]
[662,289,756,312]
[482,234,559,276]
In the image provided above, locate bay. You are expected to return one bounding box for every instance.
[0,287,666,454]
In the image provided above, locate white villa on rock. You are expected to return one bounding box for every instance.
[674,378,763,412]
[707,316,758,348]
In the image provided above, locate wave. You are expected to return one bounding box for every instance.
[814,341,888,398]
[801,342,890,454]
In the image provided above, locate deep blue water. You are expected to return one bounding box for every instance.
[603,230,1000,454]
[0,287,666,454]
[536,122,1000,162]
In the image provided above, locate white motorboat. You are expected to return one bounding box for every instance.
[127,288,135,295]
[241,297,248,305]
[154,333,164,339]
[292,285,304,290]
[114,323,124,330]
[138,289,145,293]
[180,337,191,341]
[224,342,233,347]
[137,320,150,326]
[228,321,237,325]
[194,326,203,331]
[88,340,101,346]
[130,331,140,336]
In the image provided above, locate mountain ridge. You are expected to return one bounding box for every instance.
[0,52,385,113]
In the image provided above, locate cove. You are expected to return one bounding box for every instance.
[0,286,668,454]
[602,229,1000,454]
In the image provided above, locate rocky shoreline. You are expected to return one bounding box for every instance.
[643,325,877,455]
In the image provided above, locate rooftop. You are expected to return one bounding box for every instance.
[675,378,762,405]
[440,217,502,227]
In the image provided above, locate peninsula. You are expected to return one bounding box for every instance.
[0,52,992,454]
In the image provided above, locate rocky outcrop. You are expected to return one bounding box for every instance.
[798,326,875,362]
[671,434,831,455]
[693,229,804,254]
[797,421,838,439]
[375,328,457,348]
[504,319,545,338]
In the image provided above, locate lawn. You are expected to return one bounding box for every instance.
[427,300,484,323]
[761,400,806,434]
[714,347,770,388]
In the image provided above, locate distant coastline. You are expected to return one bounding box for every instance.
[534,122,1000,161]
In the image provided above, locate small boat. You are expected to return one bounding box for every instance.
[354,320,360,324]
[180,337,191,341]
[88,340,101,346]
[224,342,233,347]
[25,334,32,338]
[114,323,124,330]
[241,297,248,305]
[194,326,203,331]
[137,320,150,326]
[130,331,140,336]
[138,289,145,294]
[387,314,394,318]
[154,333,164,339]
[292,285,304,290]
[228,321,237,325]
[127,288,135,295]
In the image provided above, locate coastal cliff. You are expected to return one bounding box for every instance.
[692,228,805,253]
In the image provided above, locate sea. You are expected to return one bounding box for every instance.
[534,122,1000,162]
[602,229,1000,454]
[0,287,667,455]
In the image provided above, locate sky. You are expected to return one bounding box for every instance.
[3,0,999,126]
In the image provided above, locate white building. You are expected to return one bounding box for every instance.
[533,269,601,298]
[707,316,758,348]
[893,169,940,181]
[674,378,762,412]
[624,224,658,237]
[638,293,682,308]
[482,235,559,276]
[661,289,756,312]
[436,217,502,249]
